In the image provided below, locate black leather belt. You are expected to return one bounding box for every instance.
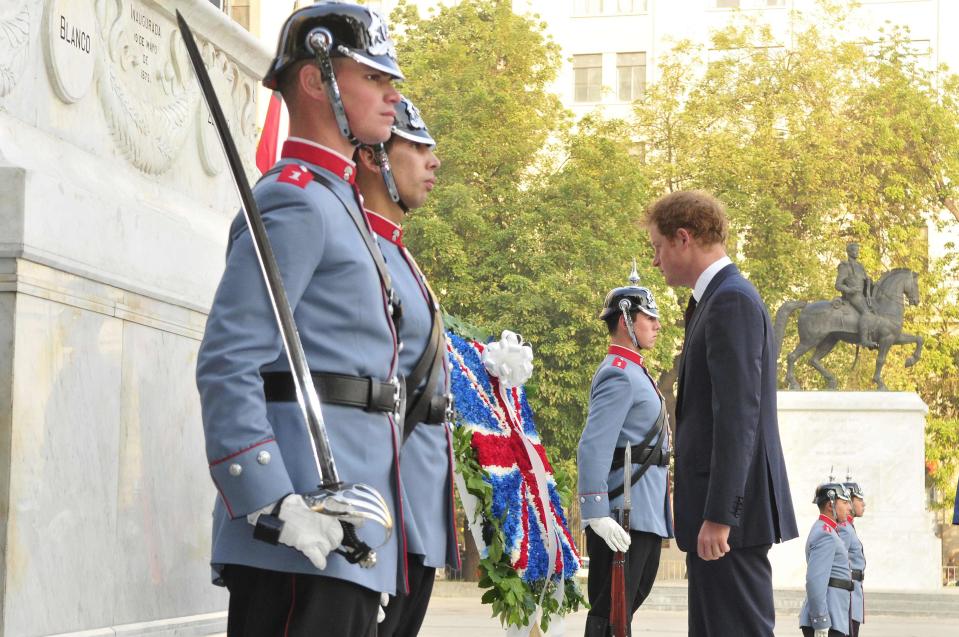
[262,371,397,413]
[422,393,450,425]
[610,444,671,470]
[851,569,864,582]
[828,577,854,591]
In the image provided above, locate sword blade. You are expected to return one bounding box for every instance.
[176,11,339,490]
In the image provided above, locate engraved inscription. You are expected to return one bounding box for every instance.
[44,0,97,103]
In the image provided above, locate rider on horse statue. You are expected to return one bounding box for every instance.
[835,242,877,349]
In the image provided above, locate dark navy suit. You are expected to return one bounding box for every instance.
[675,263,798,636]
[953,477,959,525]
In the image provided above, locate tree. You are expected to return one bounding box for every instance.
[390,1,664,458]
[632,3,959,499]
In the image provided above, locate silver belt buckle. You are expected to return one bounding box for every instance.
[390,375,406,421]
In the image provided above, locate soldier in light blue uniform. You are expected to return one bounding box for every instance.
[577,268,673,637]
[800,482,854,637]
[195,4,407,635]
[354,96,459,636]
[839,477,867,637]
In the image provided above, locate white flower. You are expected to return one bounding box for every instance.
[482,330,534,388]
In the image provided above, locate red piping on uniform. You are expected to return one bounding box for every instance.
[210,476,235,519]
[819,513,839,530]
[209,438,276,466]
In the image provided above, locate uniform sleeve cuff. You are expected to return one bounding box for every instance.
[811,615,830,630]
[579,492,610,520]
[210,439,294,518]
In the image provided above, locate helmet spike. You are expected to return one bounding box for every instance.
[629,258,640,286]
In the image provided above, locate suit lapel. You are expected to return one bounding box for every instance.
[676,264,740,420]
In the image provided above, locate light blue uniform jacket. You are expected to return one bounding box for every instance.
[367,211,459,570]
[196,144,405,595]
[577,346,673,538]
[838,518,865,623]
[800,515,852,634]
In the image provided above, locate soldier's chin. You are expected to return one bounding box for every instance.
[354,127,392,147]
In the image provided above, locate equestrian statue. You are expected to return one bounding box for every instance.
[774,243,922,391]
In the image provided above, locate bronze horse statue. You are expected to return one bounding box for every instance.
[774,268,922,391]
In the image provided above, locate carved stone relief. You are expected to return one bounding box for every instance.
[44,0,98,103]
[196,41,259,177]
[94,0,197,175]
[89,0,257,177]
[0,1,31,98]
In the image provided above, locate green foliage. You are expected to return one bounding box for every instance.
[633,5,959,501]
[390,0,959,504]
[926,418,959,508]
[391,1,665,459]
[452,425,587,630]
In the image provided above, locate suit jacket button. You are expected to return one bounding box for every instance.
[228,463,243,477]
[256,451,271,465]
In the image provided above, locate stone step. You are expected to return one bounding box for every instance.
[434,579,959,618]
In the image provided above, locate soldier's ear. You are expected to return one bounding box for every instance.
[356,146,378,172]
[299,64,326,102]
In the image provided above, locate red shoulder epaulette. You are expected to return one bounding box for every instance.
[276,164,313,189]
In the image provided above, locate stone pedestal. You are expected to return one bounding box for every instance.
[0,1,269,635]
[770,392,941,591]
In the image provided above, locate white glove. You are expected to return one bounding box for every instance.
[247,494,344,570]
[377,592,389,623]
[814,629,829,637]
[587,517,631,552]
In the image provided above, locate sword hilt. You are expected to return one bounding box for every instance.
[336,523,377,568]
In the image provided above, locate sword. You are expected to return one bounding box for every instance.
[176,11,392,567]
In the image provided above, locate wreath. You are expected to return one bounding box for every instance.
[447,329,586,634]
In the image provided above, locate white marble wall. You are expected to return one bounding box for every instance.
[770,391,941,591]
[0,0,270,635]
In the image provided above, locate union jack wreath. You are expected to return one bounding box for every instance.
[447,328,585,633]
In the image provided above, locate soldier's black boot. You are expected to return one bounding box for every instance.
[584,614,610,637]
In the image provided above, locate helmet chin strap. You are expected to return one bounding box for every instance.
[307,29,358,146]
[619,299,640,349]
[372,143,408,212]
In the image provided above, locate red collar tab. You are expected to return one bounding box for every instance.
[819,514,838,530]
[281,139,356,184]
[365,209,403,246]
[608,345,644,367]
[847,515,854,525]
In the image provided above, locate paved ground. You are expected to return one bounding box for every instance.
[419,595,959,636]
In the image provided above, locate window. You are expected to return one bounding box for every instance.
[573,54,603,102]
[716,0,739,7]
[617,52,646,101]
[574,0,604,15]
[229,0,251,30]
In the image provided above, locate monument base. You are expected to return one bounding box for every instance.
[770,391,941,590]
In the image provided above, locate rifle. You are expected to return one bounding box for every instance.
[609,444,631,637]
